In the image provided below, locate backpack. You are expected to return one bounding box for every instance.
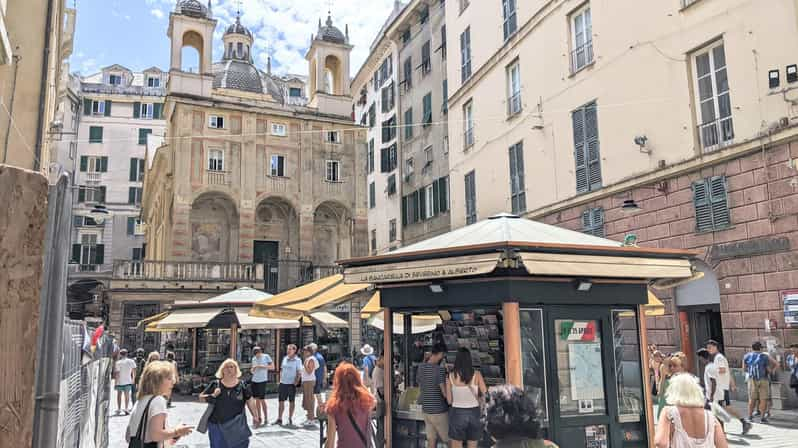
[746,352,768,380]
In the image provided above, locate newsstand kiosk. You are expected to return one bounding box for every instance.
[340,214,698,448]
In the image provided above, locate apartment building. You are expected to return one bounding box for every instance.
[67,65,167,319]
[446,0,798,385]
[352,0,450,253]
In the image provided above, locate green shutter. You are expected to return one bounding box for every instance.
[593,208,605,237]
[95,245,104,265]
[77,187,85,203]
[153,103,163,119]
[89,126,103,143]
[693,179,713,232]
[419,188,427,220]
[104,100,112,117]
[129,158,137,181]
[573,107,588,193]
[133,102,141,118]
[128,187,136,204]
[412,190,420,223]
[79,156,88,172]
[402,196,408,226]
[127,217,135,235]
[138,128,152,145]
[138,159,145,181]
[438,177,449,213]
[432,181,440,215]
[585,103,602,191]
[98,186,106,203]
[100,156,108,172]
[709,176,730,229]
[83,98,91,116]
[71,244,81,263]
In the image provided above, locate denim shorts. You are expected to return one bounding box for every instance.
[448,407,482,442]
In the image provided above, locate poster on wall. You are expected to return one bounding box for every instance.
[585,425,608,448]
[784,290,798,328]
[569,342,604,400]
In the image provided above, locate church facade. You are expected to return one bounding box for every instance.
[109,0,367,347]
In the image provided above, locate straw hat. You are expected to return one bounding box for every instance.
[360,344,374,356]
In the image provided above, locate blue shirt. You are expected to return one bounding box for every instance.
[313,352,326,384]
[251,353,273,383]
[744,351,769,380]
[363,355,377,377]
[280,355,303,385]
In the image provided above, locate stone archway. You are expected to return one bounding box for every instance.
[324,54,342,95]
[180,30,204,72]
[254,197,299,260]
[313,201,352,265]
[190,192,239,262]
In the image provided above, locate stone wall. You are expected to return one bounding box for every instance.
[540,140,798,366]
[0,165,49,448]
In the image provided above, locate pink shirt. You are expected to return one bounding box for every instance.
[331,406,371,447]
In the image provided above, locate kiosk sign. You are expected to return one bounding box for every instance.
[783,290,798,328]
[560,320,597,341]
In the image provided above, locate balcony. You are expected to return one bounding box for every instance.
[699,116,734,153]
[322,179,346,195]
[85,172,101,183]
[507,92,522,117]
[206,170,231,186]
[258,175,289,193]
[570,41,594,74]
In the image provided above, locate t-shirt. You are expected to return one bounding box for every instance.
[314,352,326,384]
[362,355,377,382]
[417,362,448,414]
[251,353,273,383]
[202,380,252,424]
[115,358,137,386]
[372,365,385,395]
[126,395,168,446]
[713,353,731,391]
[744,351,769,380]
[301,356,319,383]
[703,362,723,402]
[280,355,303,385]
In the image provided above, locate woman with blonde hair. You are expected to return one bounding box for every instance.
[657,355,685,419]
[199,359,259,447]
[146,351,161,366]
[125,361,193,447]
[654,373,728,448]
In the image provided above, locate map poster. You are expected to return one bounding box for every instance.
[585,425,608,448]
[569,342,604,400]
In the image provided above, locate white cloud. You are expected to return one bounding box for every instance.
[151,9,164,19]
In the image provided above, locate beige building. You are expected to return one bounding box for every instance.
[111,2,367,346]
[445,0,798,388]
[0,0,75,173]
[352,0,450,253]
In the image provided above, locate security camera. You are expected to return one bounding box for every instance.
[634,135,650,153]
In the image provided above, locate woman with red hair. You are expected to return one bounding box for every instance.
[325,362,376,447]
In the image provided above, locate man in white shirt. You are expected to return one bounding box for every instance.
[113,349,137,415]
[707,340,752,434]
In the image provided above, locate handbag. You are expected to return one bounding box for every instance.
[347,409,371,448]
[197,380,219,434]
[219,413,252,447]
[128,397,157,448]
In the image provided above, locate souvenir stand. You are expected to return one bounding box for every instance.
[340,214,698,448]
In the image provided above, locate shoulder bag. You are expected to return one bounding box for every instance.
[128,397,157,448]
[347,409,371,448]
[196,380,219,434]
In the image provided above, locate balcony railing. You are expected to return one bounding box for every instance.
[323,179,346,195]
[85,172,101,183]
[699,116,734,153]
[464,127,475,149]
[507,92,522,117]
[206,170,231,186]
[259,175,289,193]
[570,41,594,74]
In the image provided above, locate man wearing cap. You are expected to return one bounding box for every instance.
[361,344,377,388]
[250,346,274,427]
[113,349,137,415]
[310,343,327,407]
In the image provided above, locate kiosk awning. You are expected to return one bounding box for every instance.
[256,275,344,308]
[234,308,299,330]
[519,252,693,279]
[369,313,442,334]
[156,308,222,329]
[250,275,370,318]
[344,254,501,284]
[309,312,349,328]
[361,291,381,318]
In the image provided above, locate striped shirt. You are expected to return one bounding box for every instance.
[417,363,448,414]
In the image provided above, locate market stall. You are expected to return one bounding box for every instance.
[340,214,698,448]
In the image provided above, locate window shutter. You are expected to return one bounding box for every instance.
[592,208,605,237]
[73,216,83,228]
[509,144,518,196]
[693,179,713,232]
[572,107,588,193]
[80,156,88,172]
[412,191,420,223]
[129,158,137,181]
[139,159,145,181]
[104,100,112,117]
[582,210,592,231]
[402,196,408,226]
[71,244,81,263]
[433,181,440,215]
[128,187,136,204]
[100,156,108,172]
[709,176,730,228]
[133,102,141,118]
[439,177,449,212]
[77,187,85,203]
[585,103,602,190]
[419,188,427,220]
[95,245,104,265]
[153,103,163,119]
[83,98,91,115]
[97,186,106,203]
[127,217,135,235]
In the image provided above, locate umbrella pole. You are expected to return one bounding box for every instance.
[230,323,238,360]
[191,328,197,370]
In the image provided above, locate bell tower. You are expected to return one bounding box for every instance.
[305,12,353,116]
[167,0,217,96]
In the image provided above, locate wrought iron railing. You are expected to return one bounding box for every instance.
[570,41,594,74]
[698,116,734,152]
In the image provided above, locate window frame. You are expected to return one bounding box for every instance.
[569,3,594,74]
[581,207,605,237]
[425,184,435,219]
[209,115,225,129]
[507,60,522,117]
[147,77,160,88]
[88,126,103,143]
[389,219,397,243]
[208,148,224,172]
[325,130,341,144]
[270,154,286,177]
[404,108,414,139]
[502,0,518,40]
[692,176,731,232]
[464,170,477,225]
[368,139,375,174]
[139,103,154,119]
[271,122,288,137]
[91,100,105,115]
[692,40,734,152]
[460,27,472,83]
[325,160,341,182]
[108,74,122,86]
[369,181,376,208]
[463,100,474,148]
[509,141,526,214]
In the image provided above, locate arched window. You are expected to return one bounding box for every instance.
[324,69,334,94]
[237,42,243,59]
[227,43,233,59]
[180,31,204,73]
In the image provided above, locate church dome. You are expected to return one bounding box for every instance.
[213,60,264,94]
[224,16,252,39]
[318,15,346,44]
[176,0,211,19]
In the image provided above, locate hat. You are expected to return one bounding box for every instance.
[136,348,145,354]
[309,343,318,351]
[119,349,128,355]
[253,346,262,353]
[360,344,374,356]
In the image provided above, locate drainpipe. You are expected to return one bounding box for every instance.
[32,0,56,172]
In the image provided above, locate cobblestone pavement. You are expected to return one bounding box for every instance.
[109,395,798,447]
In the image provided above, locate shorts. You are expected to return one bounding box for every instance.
[115,384,133,392]
[749,379,770,401]
[423,412,450,443]
[278,383,296,402]
[251,381,267,399]
[448,407,482,442]
[313,379,324,395]
[302,381,316,412]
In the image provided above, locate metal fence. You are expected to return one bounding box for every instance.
[57,320,113,448]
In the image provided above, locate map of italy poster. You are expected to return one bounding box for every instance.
[568,342,604,400]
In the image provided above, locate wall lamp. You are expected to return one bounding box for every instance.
[573,279,592,292]
[429,283,445,293]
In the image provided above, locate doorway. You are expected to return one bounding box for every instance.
[254,241,279,293]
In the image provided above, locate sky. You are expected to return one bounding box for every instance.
[70,0,398,77]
